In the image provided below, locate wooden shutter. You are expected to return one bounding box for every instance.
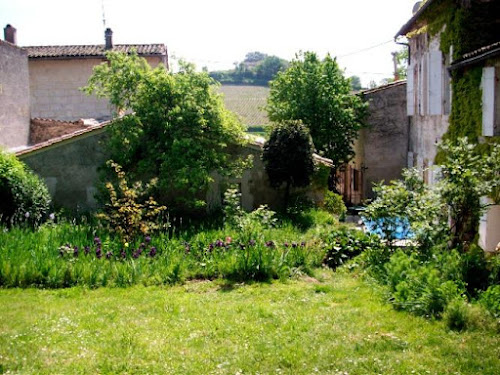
[482,67,495,136]
[407,63,415,116]
[428,50,443,115]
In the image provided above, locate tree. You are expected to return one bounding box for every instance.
[266,52,367,180]
[254,56,289,83]
[349,75,363,91]
[84,52,247,213]
[262,121,315,209]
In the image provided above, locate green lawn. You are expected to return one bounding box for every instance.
[1,270,499,374]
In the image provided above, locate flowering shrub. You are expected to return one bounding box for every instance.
[97,161,168,242]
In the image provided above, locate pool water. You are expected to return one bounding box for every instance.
[362,217,414,239]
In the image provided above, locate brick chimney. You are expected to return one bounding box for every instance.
[105,28,113,50]
[4,24,17,45]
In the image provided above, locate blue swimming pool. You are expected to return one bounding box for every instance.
[362,217,414,239]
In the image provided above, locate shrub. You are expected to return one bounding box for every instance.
[323,191,347,219]
[385,251,464,318]
[0,150,51,226]
[322,227,382,270]
[480,285,500,318]
[96,161,168,242]
[262,120,315,210]
[443,298,470,331]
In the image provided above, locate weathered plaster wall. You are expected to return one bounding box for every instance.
[361,81,408,200]
[0,40,30,149]
[19,130,109,213]
[20,131,326,214]
[29,56,163,121]
[407,32,451,183]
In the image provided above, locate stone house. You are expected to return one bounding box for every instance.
[395,0,500,251]
[24,28,168,122]
[0,26,30,149]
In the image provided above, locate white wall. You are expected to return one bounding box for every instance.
[29,56,163,121]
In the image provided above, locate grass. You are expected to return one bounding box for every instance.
[0,210,336,288]
[1,270,500,374]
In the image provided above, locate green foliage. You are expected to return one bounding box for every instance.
[84,52,247,213]
[266,51,367,170]
[443,298,470,331]
[322,227,382,270]
[323,191,347,219]
[349,75,362,91]
[209,52,289,86]
[480,285,500,318]
[385,251,464,318]
[363,169,447,250]
[262,120,315,209]
[439,138,500,249]
[96,161,168,242]
[0,150,51,226]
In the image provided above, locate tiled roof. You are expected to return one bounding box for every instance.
[449,41,500,71]
[395,0,437,37]
[16,120,112,157]
[24,44,167,59]
[360,80,406,95]
[461,41,500,60]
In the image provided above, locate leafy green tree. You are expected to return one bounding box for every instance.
[84,52,247,213]
[349,75,363,91]
[254,56,289,83]
[266,52,367,178]
[262,121,315,209]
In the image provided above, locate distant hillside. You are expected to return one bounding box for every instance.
[219,85,270,128]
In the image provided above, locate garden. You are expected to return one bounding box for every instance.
[1,51,500,374]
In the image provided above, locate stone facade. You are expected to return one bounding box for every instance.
[18,129,330,213]
[18,128,109,212]
[406,32,451,184]
[0,40,30,149]
[28,56,163,121]
[360,81,409,200]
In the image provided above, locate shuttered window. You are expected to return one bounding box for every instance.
[482,67,495,136]
[428,50,443,115]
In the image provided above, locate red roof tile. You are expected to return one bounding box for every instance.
[24,44,167,59]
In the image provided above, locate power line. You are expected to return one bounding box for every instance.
[337,40,393,58]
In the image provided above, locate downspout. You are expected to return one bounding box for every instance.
[395,38,412,168]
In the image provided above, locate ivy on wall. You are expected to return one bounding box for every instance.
[411,0,499,163]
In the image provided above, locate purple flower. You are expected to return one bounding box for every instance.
[94,237,101,245]
[106,251,113,260]
[265,241,275,248]
[149,247,157,257]
[96,247,102,259]
[73,246,79,257]
[145,236,151,244]
[216,239,224,247]
[140,242,146,249]
[84,246,90,255]
[249,240,256,247]
[132,251,140,259]
[120,249,127,259]
[292,242,298,248]
[301,241,306,247]
[284,242,289,248]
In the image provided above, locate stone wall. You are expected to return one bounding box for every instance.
[19,129,109,213]
[360,81,409,200]
[28,56,163,121]
[19,130,328,214]
[0,40,30,149]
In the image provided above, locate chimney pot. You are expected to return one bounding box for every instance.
[105,28,113,50]
[4,24,17,45]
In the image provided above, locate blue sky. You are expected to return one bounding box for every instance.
[0,0,419,86]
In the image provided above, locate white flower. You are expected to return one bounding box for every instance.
[49,213,55,221]
[24,212,30,218]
